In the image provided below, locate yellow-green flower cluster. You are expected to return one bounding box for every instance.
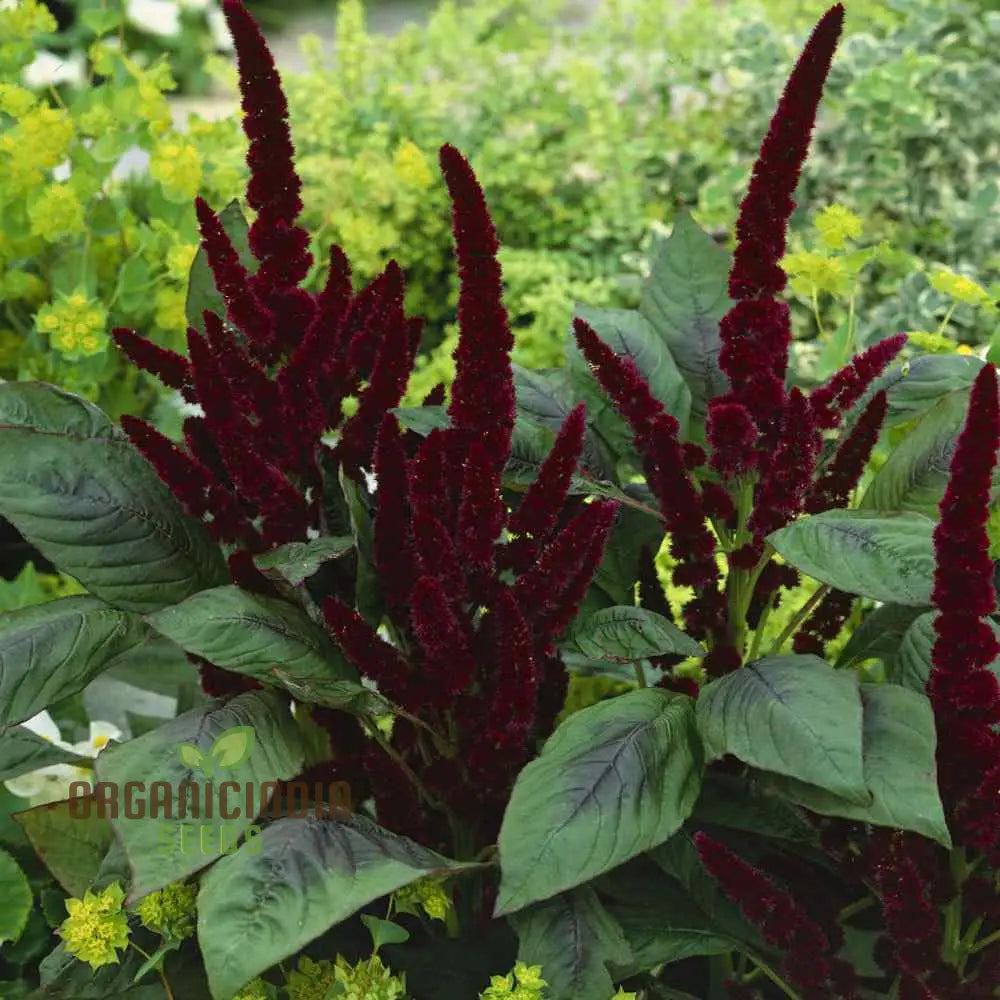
[36,289,108,359]
[905,331,976,357]
[0,83,35,118]
[149,135,203,202]
[28,183,86,241]
[0,0,56,43]
[781,250,849,298]
[286,955,407,1000]
[231,979,271,1000]
[480,962,547,1000]
[135,880,197,940]
[814,204,863,251]
[928,266,994,309]
[394,876,452,922]
[59,882,130,970]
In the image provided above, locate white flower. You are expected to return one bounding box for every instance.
[125,0,182,39]
[4,712,123,807]
[23,50,86,89]
[207,6,234,50]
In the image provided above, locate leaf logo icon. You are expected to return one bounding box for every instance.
[176,726,255,777]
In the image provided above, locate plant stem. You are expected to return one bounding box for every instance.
[743,953,802,1000]
[837,895,875,922]
[633,660,648,688]
[362,717,447,817]
[766,584,829,657]
[747,591,777,663]
[969,927,1000,956]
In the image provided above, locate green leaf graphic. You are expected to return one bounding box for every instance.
[177,744,205,772]
[209,726,256,770]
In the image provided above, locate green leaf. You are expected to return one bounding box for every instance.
[639,211,732,429]
[391,405,449,437]
[767,509,936,606]
[0,727,87,782]
[208,726,255,770]
[14,799,112,896]
[360,915,410,949]
[690,772,815,843]
[146,586,363,707]
[186,201,250,335]
[80,8,122,35]
[510,887,632,1000]
[0,597,149,731]
[94,691,304,898]
[130,939,181,986]
[860,390,970,517]
[595,862,740,977]
[568,306,692,463]
[0,847,32,944]
[865,353,984,429]
[339,470,382,629]
[196,813,473,1000]
[252,536,354,586]
[696,655,868,803]
[496,689,702,915]
[835,603,927,670]
[765,684,950,847]
[892,612,1000,692]
[0,384,227,613]
[566,606,705,662]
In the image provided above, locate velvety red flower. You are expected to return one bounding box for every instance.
[806,390,887,512]
[810,334,907,429]
[439,144,516,468]
[792,588,854,656]
[409,574,476,704]
[456,439,506,582]
[112,328,194,400]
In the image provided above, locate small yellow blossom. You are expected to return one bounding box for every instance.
[9,105,74,168]
[0,0,57,40]
[286,956,336,1000]
[154,285,187,334]
[37,290,108,359]
[149,138,202,201]
[395,876,452,922]
[0,84,35,118]
[28,184,86,241]
[59,882,130,969]
[480,963,546,1000]
[78,103,116,137]
[232,979,271,1000]
[166,243,198,282]
[929,266,993,308]
[781,250,848,298]
[394,140,433,189]
[905,330,956,355]
[135,881,197,940]
[332,955,407,1000]
[814,204,863,251]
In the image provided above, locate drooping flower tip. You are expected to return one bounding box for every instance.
[111,327,192,397]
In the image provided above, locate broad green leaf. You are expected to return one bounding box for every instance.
[391,405,449,437]
[566,606,705,662]
[510,887,631,1000]
[186,201,250,335]
[252,536,353,586]
[94,690,304,898]
[0,597,149,731]
[860,391,971,517]
[649,832,765,950]
[496,689,702,915]
[208,727,255,770]
[0,727,87,782]
[598,866,739,976]
[639,211,732,429]
[690,772,815,843]
[360,915,410,948]
[0,847,32,944]
[568,306,692,464]
[835,603,927,670]
[767,509,936,605]
[146,586,363,707]
[586,505,664,611]
[696,655,867,802]
[865,353,984,429]
[892,612,1000,692]
[14,798,112,896]
[766,684,950,847]
[0,383,227,612]
[80,7,122,34]
[196,813,473,1000]
[512,365,613,480]
[503,418,559,491]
